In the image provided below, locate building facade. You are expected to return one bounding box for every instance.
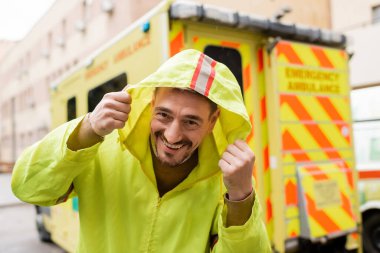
[331,0,380,172]
[0,0,331,167]
[331,0,380,88]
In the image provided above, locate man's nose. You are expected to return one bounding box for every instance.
[164,121,182,143]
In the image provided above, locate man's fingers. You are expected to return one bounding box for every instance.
[105,91,131,104]
[96,118,125,132]
[219,140,255,201]
[106,109,129,122]
[226,140,254,159]
[103,100,131,114]
[225,143,242,157]
[112,119,126,129]
[89,91,132,136]
[233,140,251,153]
[221,151,236,165]
[221,141,255,169]
[218,159,231,171]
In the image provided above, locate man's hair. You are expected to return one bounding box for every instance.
[153,87,218,117]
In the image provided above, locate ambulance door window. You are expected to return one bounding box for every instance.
[67,97,77,121]
[87,73,127,112]
[204,46,243,95]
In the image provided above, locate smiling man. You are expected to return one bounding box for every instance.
[12,49,271,252]
[150,88,217,168]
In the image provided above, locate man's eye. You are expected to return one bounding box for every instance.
[156,112,169,120]
[184,120,199,128]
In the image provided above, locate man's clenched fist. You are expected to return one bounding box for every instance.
[218,140,255,201]
[67,90,131,151]
[89,91,132,137]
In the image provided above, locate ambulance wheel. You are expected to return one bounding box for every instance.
[298,237,346,253]
[35,206,52,242]
[363,213,380,253]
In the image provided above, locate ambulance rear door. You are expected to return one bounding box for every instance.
[265,39,359,249]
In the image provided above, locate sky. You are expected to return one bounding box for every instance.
[0,0,56,41]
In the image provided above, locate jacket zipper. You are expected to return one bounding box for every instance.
[143,171,221,252]
[146,196,162,253]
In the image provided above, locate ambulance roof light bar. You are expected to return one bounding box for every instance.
[170,1,347,48]
[202,5,239,26]
[169,1,202,20]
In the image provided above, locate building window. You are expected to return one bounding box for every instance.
[40,31,52,59]
[67,97,77,121]
[57,19,66,48]
[372,5,380,24]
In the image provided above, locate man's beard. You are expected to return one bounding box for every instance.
[150,133,194,167]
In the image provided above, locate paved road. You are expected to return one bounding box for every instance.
[0,204,66,253]
[0,173,66,253]
[0,173,21,206]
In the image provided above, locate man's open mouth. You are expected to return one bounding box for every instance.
[161,136,185,150]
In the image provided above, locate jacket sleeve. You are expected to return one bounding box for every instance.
[11,116,101,206]
[211,194,272,253]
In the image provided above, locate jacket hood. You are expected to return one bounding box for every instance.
[118,49,251,184]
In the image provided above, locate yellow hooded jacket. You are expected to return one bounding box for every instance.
[12,49,271,252]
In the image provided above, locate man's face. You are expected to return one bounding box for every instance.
[150,88,219,167]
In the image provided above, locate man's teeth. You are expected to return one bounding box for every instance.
[162,138,184,149]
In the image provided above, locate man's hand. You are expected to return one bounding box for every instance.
[218,140,255,201]
[89,91,131,137]
[67,91,131,151]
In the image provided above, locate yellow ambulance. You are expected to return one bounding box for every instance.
[37,0,364,252]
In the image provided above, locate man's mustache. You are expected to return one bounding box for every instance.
[155,131,192,147]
